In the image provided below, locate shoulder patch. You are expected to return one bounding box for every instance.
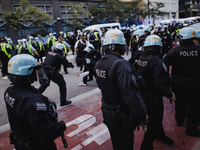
[36,102,47,111]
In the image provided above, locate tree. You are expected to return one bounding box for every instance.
[64,3,91,31]
[123,0,165,25]
[89,0,126,23]
[148,2,165,24]
[3,0,52,36]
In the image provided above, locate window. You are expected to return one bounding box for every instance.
[13,4,53,19]
[60,4,88,22]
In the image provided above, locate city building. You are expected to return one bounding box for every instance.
[143,0,179,25]
[0,0,101,42]
[179,0,200,18]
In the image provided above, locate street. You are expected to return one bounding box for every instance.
[0,52,131,127]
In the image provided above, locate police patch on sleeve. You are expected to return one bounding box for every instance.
[36,102,47,111]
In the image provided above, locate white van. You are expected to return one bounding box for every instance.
[84,23,121,36]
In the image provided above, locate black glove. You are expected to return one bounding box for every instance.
[36,54,40,59]
[59,121,67,132]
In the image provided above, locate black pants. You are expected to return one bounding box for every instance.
[141,95,165,150]
[1,58,9,76]
[108,126,134,150]
[172,83,200,129]
[14,140,57,150]
[83,64,95,84]
[39,72,67,103]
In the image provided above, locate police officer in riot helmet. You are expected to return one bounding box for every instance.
[137,35,176,150]
[5,54,67,150]
[164,27,200,136]
[94,29,147,150]
[129,29,145,64]
[160,25,172,57]
[38,43,74,106]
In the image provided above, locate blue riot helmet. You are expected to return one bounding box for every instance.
[54,43,64,54]
[143,27,151,33]
[103,29,126,55]
[8,54,41,84]
[157,24,162,29]
[143,35,163,57]
[84,43,95,52]
[136,29,145,38]
[195,30,200,38]
[179,27,196,40]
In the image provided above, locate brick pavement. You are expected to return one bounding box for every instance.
[0,88,200,150]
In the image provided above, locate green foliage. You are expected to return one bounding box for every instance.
[89,0,125,22]
[30,28,49,37]
[3,0,52,34]
[89,0,165,24]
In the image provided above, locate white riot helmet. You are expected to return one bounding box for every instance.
[49,33,53,38]
[59,31,64,35]
[7,38,12,44]
[35,37,39,42]
[17,39,22,44]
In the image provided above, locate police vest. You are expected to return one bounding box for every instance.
[0,43,12,58]
[89,33,95,42]
[94,32,99,41]
[19,45,35,56]
[35,42,43,51]
[171,44,200,78]
[77,41,86,54]
[55,41,67,54]
[47,38,56,48]
[136,54,158,94]
[94,54,126,107]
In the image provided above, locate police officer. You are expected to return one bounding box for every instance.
[16,39,22,53]
[7,38,17,53]
[52,37,71,74]
[164,27,200,136]
[136,35,176,150]
[75,34,89,71]
[28,36,36,47]
[94,29,147,150]
[154,24,162,37]
[46,33,56,55]
[143,27,151,39]
[18,39,40,59]
[161,25,172,57]
[79,43,102,86]
[34,37,44,63]
[149,24,155,35]
[0,37,15,79]
[5,54,67,150]
[39,43,74,106]
[87,29,96,48]
[129,29,145,64]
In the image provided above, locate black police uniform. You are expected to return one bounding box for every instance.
[0,43,15,76]
[161,32,171,56]
[38,51,73,105]
[76,40,87,67]
[94,53,147,150]
[4,84,66,150]
[164,41,200,135]
[136,53,173,150]
[88,33,96,48]
[82,49,102,84]
[34,42,44,62]
[129,39,145,64]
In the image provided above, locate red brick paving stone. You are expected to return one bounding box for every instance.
[1,92,200,150]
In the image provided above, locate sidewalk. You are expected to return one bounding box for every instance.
[0,88,200,150]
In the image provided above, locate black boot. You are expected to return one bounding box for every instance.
[185,128,200,137]
[60,100,72,106]
[156,135,174,145]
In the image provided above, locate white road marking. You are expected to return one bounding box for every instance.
[71,144,83,150]
[66,115,96,137]
[82,123,110,146]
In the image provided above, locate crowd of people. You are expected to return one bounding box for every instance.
[1,21,200,150]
